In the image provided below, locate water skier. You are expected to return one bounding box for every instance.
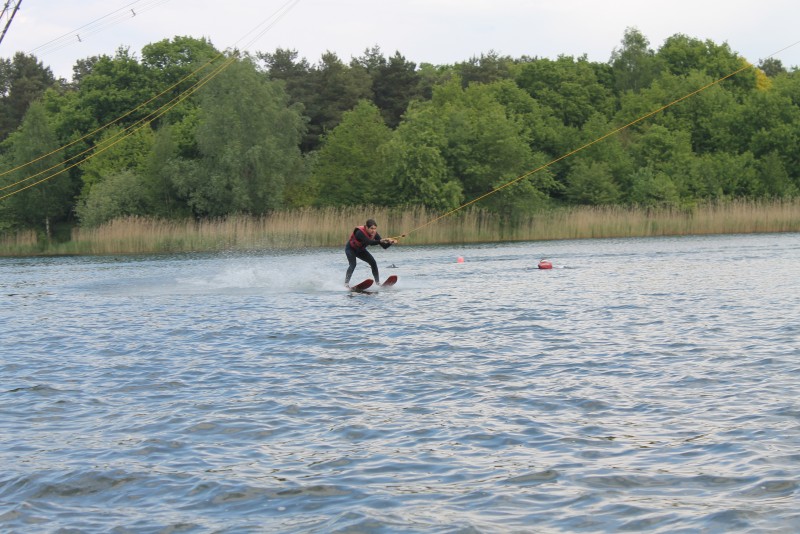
[345,219,396,287]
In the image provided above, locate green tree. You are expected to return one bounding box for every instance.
[454,51,514,87]
[758,150,796,198]
[657,34,755,92]
[351,45,386,73]
[758,58,786,78]
[658,34,729,76]
[579,113,633,174]
[312,100,393,206]
[515,55,614,127]
[0,53,57,140]
[71,56,101,87]
[43,85,95,146]
[610,27,660,93]
[141,36,221,127]
[564,160,620,205]
[74,47,155,130]
[142,36,219,85]
[384,141,462,210]
[629,166,680,207]
[171,56,305,216]
[383,114,462,210]
[40,84,97,199]
[78,124,154,193]
[259,48,313,104]
[354,47,421,128]
[689,151,758,200]
[628,124,695,200]
[1,101,73,236]
[713,78,800,177]
[483,79,575,157]
[416,62,454,100]
[299,52,372,152]
[394,78,556,215]
[770,73,800,181]
[76,169,150,227]
[687,152,723,200]
[74,125,156,226]
[614,69,733,156]
[564,112,633,201]
[142,124,186,217]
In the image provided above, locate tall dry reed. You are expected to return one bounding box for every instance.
[0,228,39,255]
[2,200,799,257]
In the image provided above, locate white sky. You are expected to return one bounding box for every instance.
[4,0,800,81]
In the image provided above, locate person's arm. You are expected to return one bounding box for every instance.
[376,233,396,249]
[355,228,382,247]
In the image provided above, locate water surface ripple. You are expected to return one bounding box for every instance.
[2,233,800,532]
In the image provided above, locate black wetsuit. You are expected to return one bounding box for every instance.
[345,228,392,285]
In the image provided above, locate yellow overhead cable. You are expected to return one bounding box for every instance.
[0,0,303,200]
[390,46,799,241]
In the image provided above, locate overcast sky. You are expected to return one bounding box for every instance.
[4,0,800,81]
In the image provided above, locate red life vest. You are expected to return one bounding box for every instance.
[348,226,371,249]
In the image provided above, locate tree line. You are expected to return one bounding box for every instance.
[0,28,798,238]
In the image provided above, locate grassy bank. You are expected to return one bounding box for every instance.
[2,200,800,257]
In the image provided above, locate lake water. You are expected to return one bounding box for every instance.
[1,233,799,533]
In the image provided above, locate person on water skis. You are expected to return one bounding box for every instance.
[345,219,397,287]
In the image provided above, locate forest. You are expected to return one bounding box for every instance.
[0,28,799,241]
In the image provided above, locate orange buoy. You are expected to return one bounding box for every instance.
[457,256,464,263]
[538,259,552,270]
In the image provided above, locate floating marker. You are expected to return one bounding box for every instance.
[538,259,552,269]
[457,256,464,263]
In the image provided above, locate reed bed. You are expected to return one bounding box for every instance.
[0,228,38,255]
[2,199,799,257]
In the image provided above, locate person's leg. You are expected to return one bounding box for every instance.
[357,249,380,284]
[345,246,358,285]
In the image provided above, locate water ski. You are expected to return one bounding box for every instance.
[349,279,374,292]
[381,275,398,287]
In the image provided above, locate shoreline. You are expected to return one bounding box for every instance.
[2,200,799,258]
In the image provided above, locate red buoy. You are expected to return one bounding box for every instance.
[538,259,552,270]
